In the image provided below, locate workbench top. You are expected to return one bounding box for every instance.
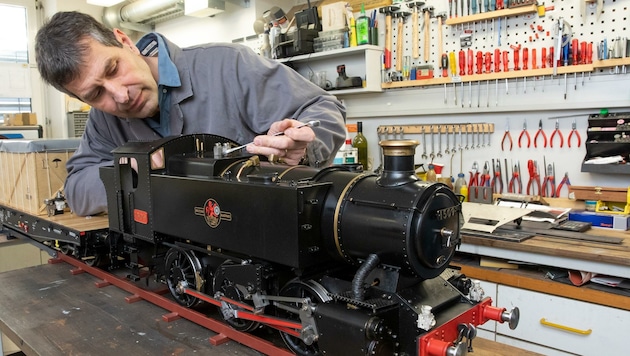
[0,261,541,356]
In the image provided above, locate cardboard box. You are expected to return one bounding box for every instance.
[3,113,38,126]
[0,139,79,215]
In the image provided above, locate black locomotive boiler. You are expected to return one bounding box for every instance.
[99,134,519,356]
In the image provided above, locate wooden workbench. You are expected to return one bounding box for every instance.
[458,198,630,311]
[0,261,541,356]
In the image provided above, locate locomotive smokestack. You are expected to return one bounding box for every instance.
[376,140,419,187]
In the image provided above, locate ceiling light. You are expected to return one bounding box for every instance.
[86,0,125,7]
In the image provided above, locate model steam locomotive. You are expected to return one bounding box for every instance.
[97,133,518,355]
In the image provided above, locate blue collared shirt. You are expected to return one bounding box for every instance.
[135,33,181,137]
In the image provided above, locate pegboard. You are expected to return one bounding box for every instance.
[381,0,630,79]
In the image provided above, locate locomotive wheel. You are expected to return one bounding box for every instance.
[278,279,331,356]
[164,247,204,308]
[213,261,259,332]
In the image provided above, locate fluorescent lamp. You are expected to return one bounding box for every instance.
[86,0,125,7]
[185,0,225,18]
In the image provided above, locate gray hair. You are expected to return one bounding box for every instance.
[35,11,122,95]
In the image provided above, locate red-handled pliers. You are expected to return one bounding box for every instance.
[501,123,513,151]
[549,119,564,148]
[526,160,541,196]
[480,161,491,187]
[491,159,503,194]
[567,119,582,148]
[555,172,572,197]
[534,119,547,148]
[541,163,556,198]
[508,162,523,194]
[518,119,531,148]
[469,161,480,187]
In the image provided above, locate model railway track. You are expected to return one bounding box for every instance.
[51,252,293,356]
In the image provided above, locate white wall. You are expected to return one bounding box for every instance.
[37,0,629,189]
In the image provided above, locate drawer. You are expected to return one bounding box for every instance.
[496,335,574,356]
[496,285,628,355]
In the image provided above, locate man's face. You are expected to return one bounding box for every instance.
[64,30,159,119]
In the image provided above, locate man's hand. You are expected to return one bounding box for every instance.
[246,119,314,165]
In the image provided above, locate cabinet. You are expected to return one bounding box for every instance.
[582,112,630,174]
[476,283,629,355]
[278,45,383,95]
[67,111,89,138]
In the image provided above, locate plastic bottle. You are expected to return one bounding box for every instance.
[355,4,370,45]
[454,173,468,201]
[460,185,469,202]
[349,17,357,47]
[426,164,437,182]
[352,121,368,169]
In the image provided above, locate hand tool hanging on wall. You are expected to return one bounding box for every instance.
[408,2,422,59]
[567,119,582,148]
[541,160,556,198]
[508,162,523,194]
[441,53,448,103]
[526,160,541,196]
[379,6,398,70]
[449,51,457,105]
[424,7,434,62]
[491,159,503,194]
[436,13,447,65]
[534,119,548,148]
[555,172,571,198]
[549,119,564,148]
[501,122,513,151]
[395,12,408,72]
[518,120,531,148]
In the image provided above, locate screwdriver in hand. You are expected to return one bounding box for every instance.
[224,120,320,154]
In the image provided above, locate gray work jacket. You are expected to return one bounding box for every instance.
[64,37,346,216]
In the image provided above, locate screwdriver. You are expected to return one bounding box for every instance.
[476,51,483,107]
[467,49,473,75]
[484,52,491,107]
[523,47,528,93]
[572,38,578,89]
[532,48,537,91]
[494,49,500,106]
[541,47,546,91]
[450,51,457,105]
[442,53,449,104]
[224,120,320,154]
[503,50,509,94]
[459,50,465,107]
[562,35,569,99]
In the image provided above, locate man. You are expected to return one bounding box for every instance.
[35,11,346,216]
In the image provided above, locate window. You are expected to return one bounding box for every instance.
[0,3,31,123]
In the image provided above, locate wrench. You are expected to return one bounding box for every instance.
[437,126,443,158]
[477,124,482,148]
[422,126,428,159]
[464,125,469,150]
[445,125,451,155]
[430,125,435,160]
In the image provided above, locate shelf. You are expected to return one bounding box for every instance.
[382,64,595,89]
[278,45,383,95]
[277,45,382,63]
[445,4,538,26]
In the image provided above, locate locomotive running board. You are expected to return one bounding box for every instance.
[461,202,531,233]
[51,253,293,356]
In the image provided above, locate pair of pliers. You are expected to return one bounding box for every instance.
[534,119,548,148]
[501,123,513,151]
[541,162,556,197]
[550,119,564,148]
[567,119,582,148]
[518,119,531,148]
[555,172,571,197]
[526,159,541,196]
[469,161,480,187]
[479,161,491,187]
[508,162,523,194]
[491,159,503,194]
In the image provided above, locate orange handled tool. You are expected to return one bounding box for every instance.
[532,48,537,69]
[586,42,593,64]
[580,41,587,64]
[468,49,473,75]
[502,51,509,72]
[484,52,492,73]
[476,51,483,74]
[513,48,520,70]
[572,38,578,65]
[541,47,547,68]
[549,46,554,68]
[459,50,465,76]
[494,49,501,72]
[523,48,528,70]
